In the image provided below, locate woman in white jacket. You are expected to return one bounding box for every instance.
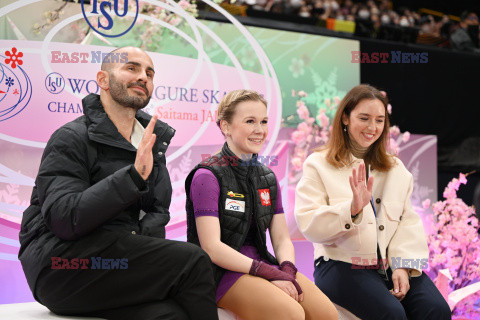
[294,84,451,320]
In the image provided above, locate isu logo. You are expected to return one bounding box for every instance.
[258,189,271,206]
[81,0,139,38]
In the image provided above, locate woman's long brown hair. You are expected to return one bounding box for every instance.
[323,84,394,171]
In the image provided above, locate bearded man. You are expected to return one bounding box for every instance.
[18,47,218,320]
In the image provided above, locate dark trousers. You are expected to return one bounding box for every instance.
[34,229,219,320]
[314,258,451,320]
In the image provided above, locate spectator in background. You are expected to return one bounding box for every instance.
[398,15,411,27]
[355,5,375,37]
[465,12,480,48]
[419,15,435,34]
[284,0,304,15]
[341,0,353,16]
[264,0,281,13]
[299,4,312,18]
[380,11,392,25]
[252,0,270,11]
[417,14,449,46]
[235,0,479,53]
[450,11,480,52]
[440,15,455,39]
[312,0,326,19]
[367,0,379,17]
[357,5,370,20]
[379,0,389,10]
[371,13,381,29]
[390,11,400,25]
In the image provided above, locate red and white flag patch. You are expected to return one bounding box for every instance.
[258,189,271,206]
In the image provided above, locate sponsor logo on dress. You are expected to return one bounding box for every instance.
[225,198,245,212]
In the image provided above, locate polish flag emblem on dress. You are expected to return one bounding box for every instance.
[258,189,271,206]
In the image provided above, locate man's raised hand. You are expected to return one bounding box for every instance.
[134,115,157,180]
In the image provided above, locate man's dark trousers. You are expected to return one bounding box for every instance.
[35,228,218,320]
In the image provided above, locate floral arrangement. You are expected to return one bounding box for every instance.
[284,89,332,183]
[423,173,480,318]
[134,0,199,51]
[32,0,68,35]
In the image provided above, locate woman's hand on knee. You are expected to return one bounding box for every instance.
[271,280,303,302]
[391,268,410,301]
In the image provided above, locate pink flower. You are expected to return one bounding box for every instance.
[296,100,306,108]
[321,130,329,141]
[307,117,315,125]
[432,201,445,213]
[169,16,182,26]
[297,122,311,134]
[380,90,387,97]
[387,104,392,114]
[291,157,303,170]
[449,178,461,191]
[443,186,457,200]
[297,105,309,120]
[422,199,431,209]
[402,131,410,143]
[390,126,400,136]
[333,96,340,106]
[459,173,467,185]
[179,0,191,9]
[298,90,307,97]
[291,130,306,144]
[316,110,330,128]
[292,89,296,97]
[324,98,331,108]
[296,150,307,160]
[388,138,398,154]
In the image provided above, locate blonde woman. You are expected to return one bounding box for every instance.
[185,90,337,320]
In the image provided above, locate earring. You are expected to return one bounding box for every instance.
[343,126,347,132]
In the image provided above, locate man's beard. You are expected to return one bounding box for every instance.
[109,73,151,111]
